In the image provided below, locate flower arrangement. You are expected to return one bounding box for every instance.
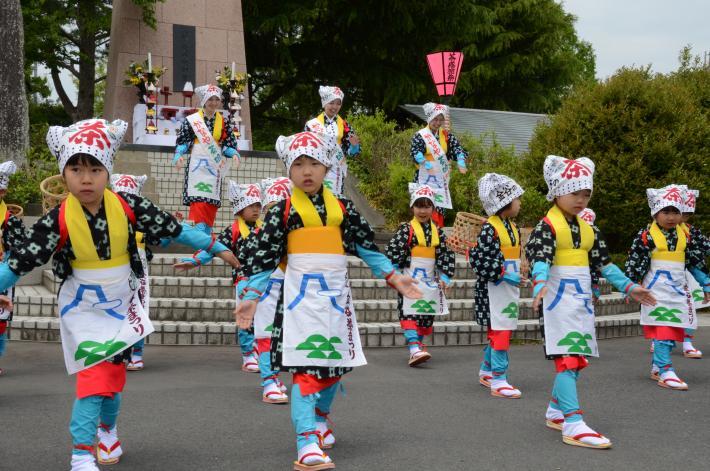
[123,61,167,104]
[215,65,249,94]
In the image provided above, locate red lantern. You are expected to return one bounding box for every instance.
[426,51,464,97]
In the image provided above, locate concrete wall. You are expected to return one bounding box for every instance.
[104,0,251,143]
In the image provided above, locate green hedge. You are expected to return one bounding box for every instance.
[6,123,59,208]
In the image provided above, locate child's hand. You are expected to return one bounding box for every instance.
[174,156,185,171]
[349,134,360,146]
[216,250,241,269]
[439,279,452,296]
[0,295,13,311]
[235,299,258,329]
[458,166,467,174]
[532,286,547,311]
[629,285,656,307]
[519,276,529,287]
[389,274,422,299]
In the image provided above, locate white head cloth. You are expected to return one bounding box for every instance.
[0,161,18,191]
[46,119,128,174]
[261,177,292,206]
[229,180,262,215]
[409,182,440,207]
[478,173,524,216]
[683,188,699,213]
[195,84,223,108]
[647,184,686,216]
[423,102,448,124]
[543,155,595,202]
[110,174,147,196]
[319,85,345,107]
[275,132,337,174]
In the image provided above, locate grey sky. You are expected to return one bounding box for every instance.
[562,0,710,78]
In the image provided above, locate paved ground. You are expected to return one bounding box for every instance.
[2,332,710,470]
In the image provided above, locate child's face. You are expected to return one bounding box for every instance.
[324,99,342,118]
[63,161,109,206]
[239,202,262,223]
[555,189,591,217]
[499,198,521,218]
[412,199,434,223]
[289,156,327,194]
[655,207,681,230]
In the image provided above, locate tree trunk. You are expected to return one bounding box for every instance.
[0,0,29,164]
[76,0,97,120]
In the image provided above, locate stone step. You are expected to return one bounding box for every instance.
[41,270,614,301]
[5,313,642,347]
[15,284,637,323]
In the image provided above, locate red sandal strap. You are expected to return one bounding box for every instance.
[98,441,121,453]
[265,391,284,398]
[661,377,684,385]
[572,432,603,440]
[299,452,326,464]
[563,410,584,418]
[74,444,95,454]
[550,418,564,424]
[494,386,517,393]
[299,431,323,448]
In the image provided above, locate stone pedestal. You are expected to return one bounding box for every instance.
[103,0,251,145]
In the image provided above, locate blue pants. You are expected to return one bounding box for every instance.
[549,370,582,423]
[652,339,675,372]
[0,332,6,357]
[259,351,279,386]
[480,345,509,379]
[238,329,255,356]
[70,394,122,454]
[684,328,695,342]
[291,382,339,449]
[132,338,145,356]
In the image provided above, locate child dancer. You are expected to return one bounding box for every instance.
[304,86,360,195]
[110,173,150,371]
[0,118,238,471]
[177,180,264,372]
[409,102,468,226]
[0,161,25,375]
[471,173,525,398]
[680,187,709,358]
[173,84,240,234]
[624,184,710,390]
[527,155,655,449]
[240,177,293,404]
[235,131,421,470]
[385,183,454,366]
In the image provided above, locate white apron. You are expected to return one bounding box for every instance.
[254,266,285,339]
[186,112,228,202]
[543,265,597,357]
[687,270,710,310]
[402,256,448,316]
[641,260,696,329]
[282,252,366,368]
[417,127,452,209]
[58,263,154,375]
[488,259,521,330]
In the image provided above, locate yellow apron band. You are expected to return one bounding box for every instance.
[237,217,263,240]
[290,187,343,228]
[546,205,594,267]
[317,113,345,146]
[410,218,439,248]
[194,110,223,144]
[650,222,685,263]
[288,226,344,255]
[487,215,520,261]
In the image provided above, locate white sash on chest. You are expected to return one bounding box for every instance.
[308,117,347,196]
[487,258,521,330]
[282,253,366,368]
[58,263,154,374]
[416,127,452,209]
[542,265,597,357]
[254,266,285,339]
[186,112,227,201]
[402,256,448,316]
[641,260,696,329]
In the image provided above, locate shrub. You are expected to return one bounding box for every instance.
[6,123,59,208]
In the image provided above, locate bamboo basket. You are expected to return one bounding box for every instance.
[6,204,24,219]
[40,175,69,213]
[447,212,487,255]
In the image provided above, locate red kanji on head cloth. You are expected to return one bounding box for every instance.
[245,185,261,197]
[289,132,323,150]
[268,179,290,197]
[560,159,591,179]
[663,187,683,203]
[68,121,111,150]
[114,176,137,188]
